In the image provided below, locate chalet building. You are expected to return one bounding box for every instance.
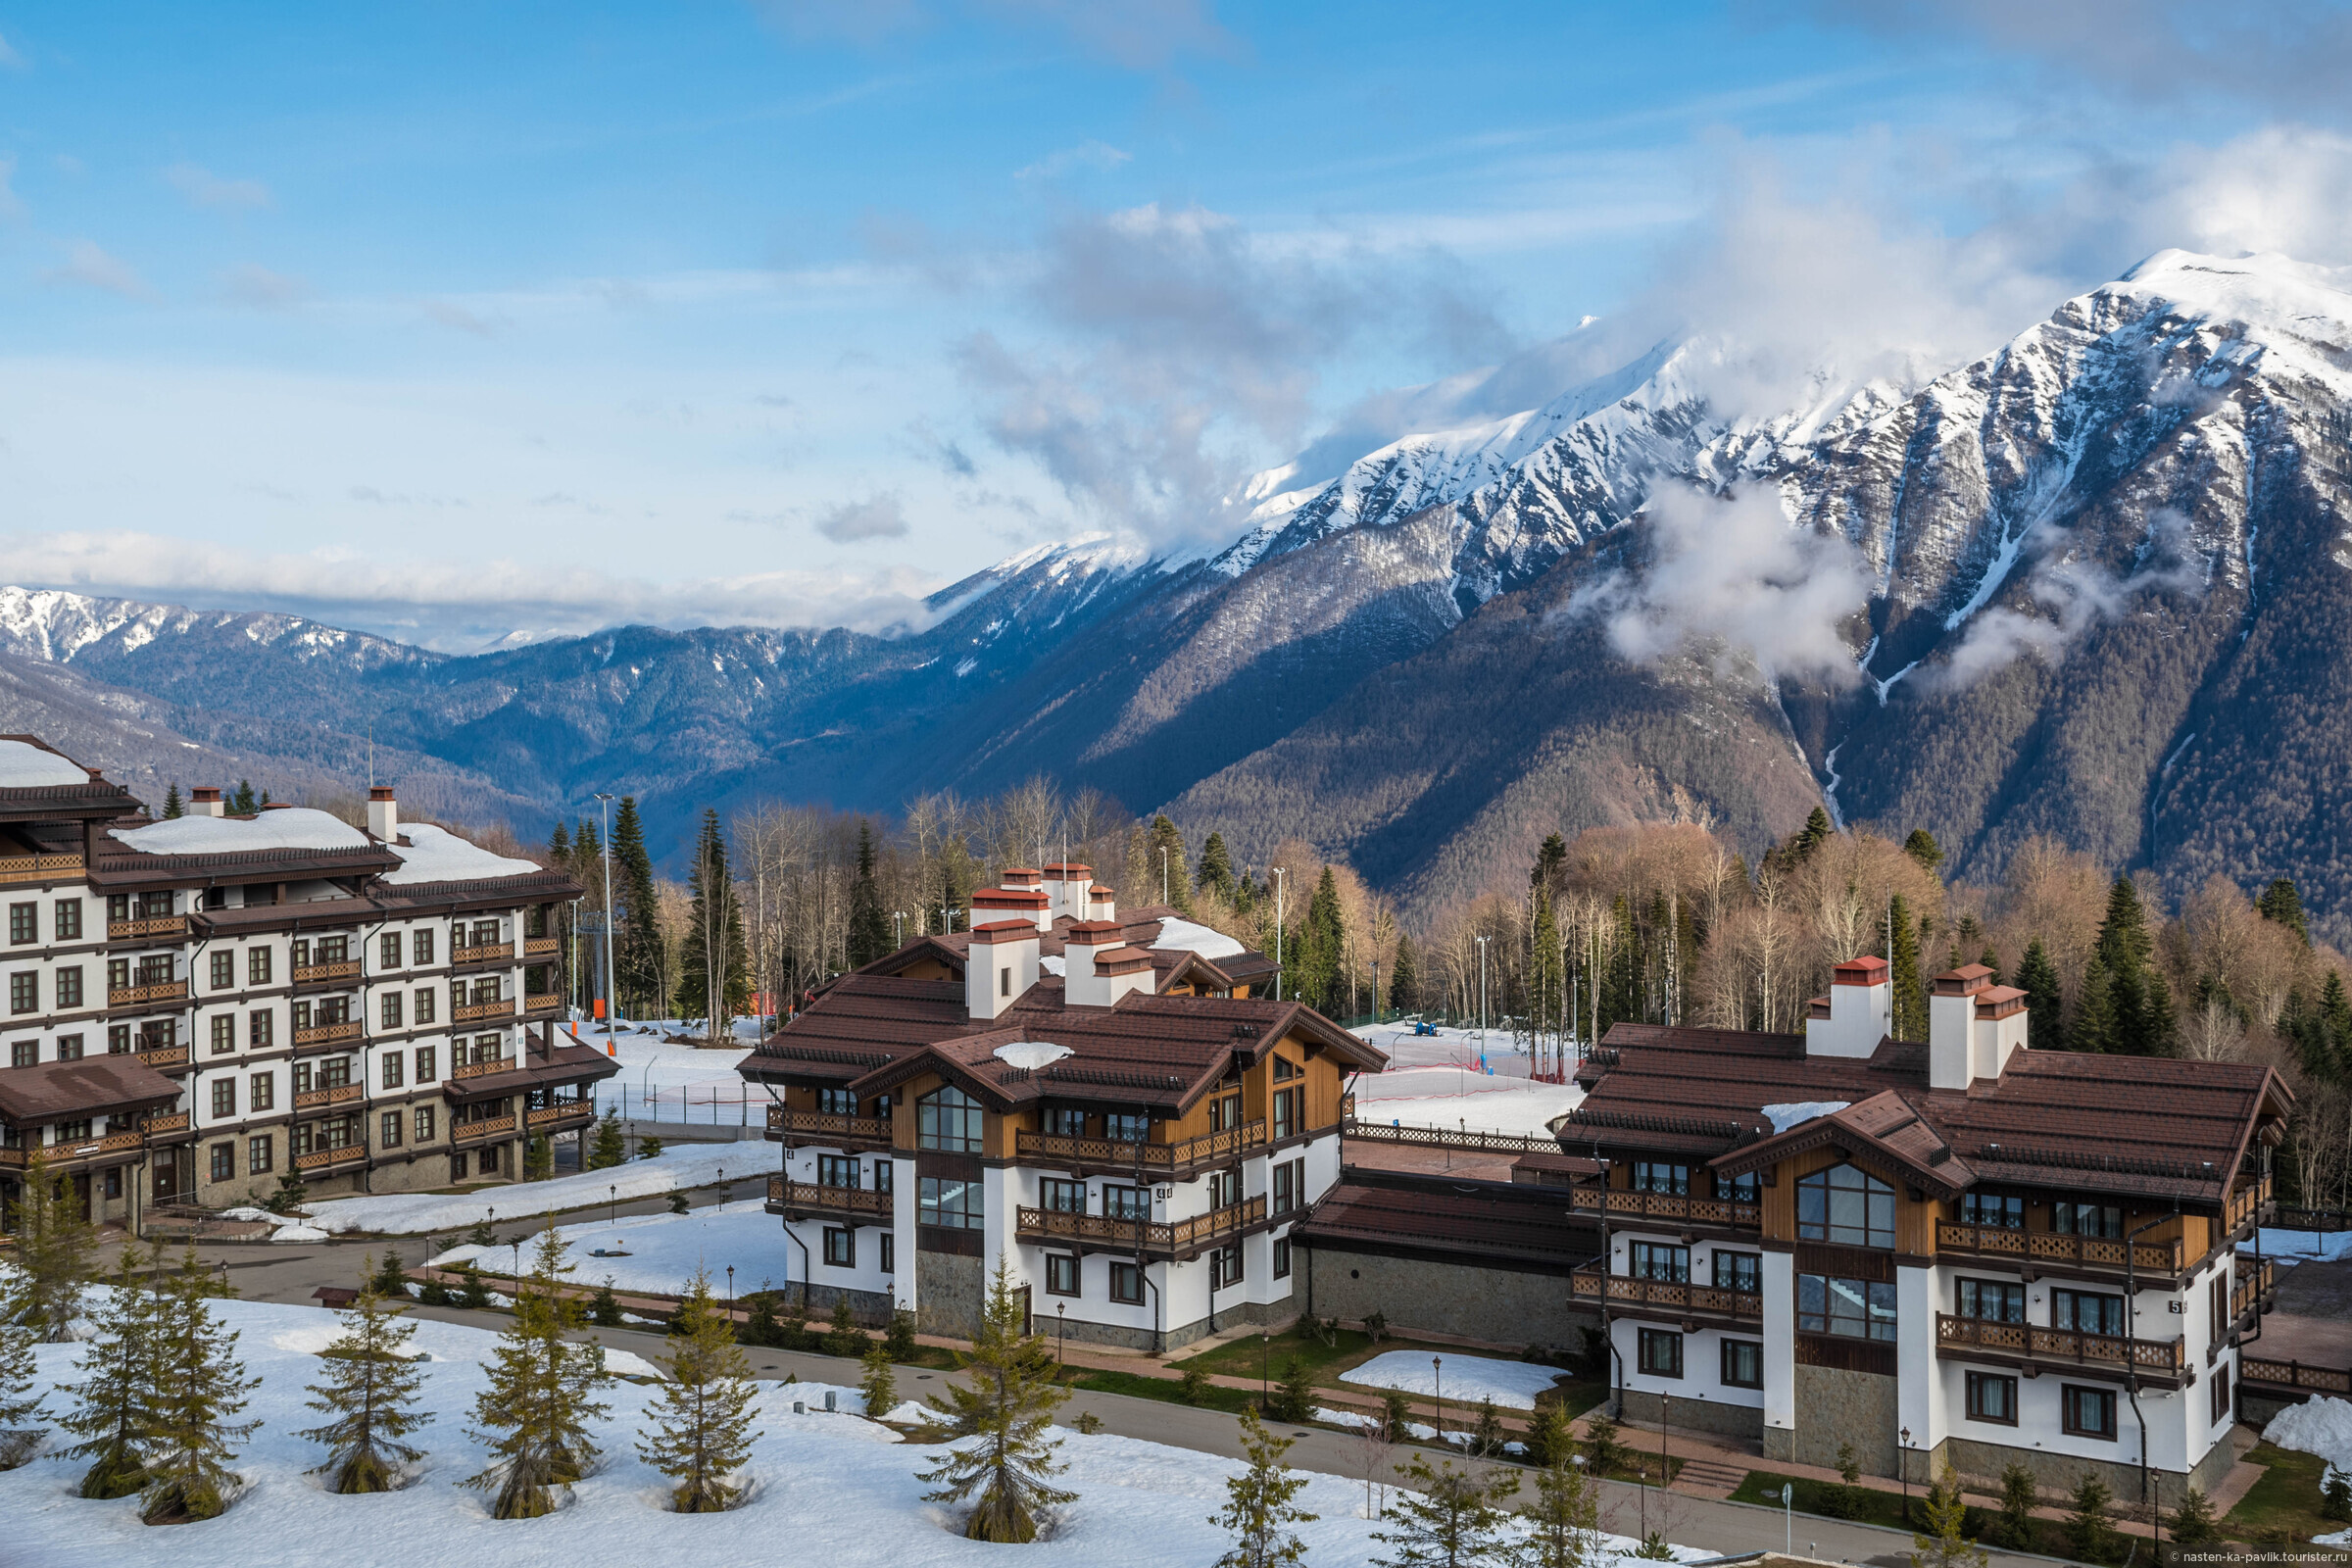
[0,734,612,1226]
[737,865,1382,1349]
[1558,955,2285,1507]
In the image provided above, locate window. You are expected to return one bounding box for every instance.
[1721,1339,1763,1389]
[212,1015,235,1054]
[818,1088,857,1116]
[250,1072,274,1111]
[108,1025,129,1054]
[380,991,403,1030]
[1638,1328,1684,1377]
[918,1175,983,1230]
[1209,1091,1242,1133]
[1039,1177,1084,1212]
[415,1045,437,1083]
[1208,1167,1244,1210]
[1712,1252,1761,1294]
[916,1085,983,1152]
[8,1041,31,1068]
[210,952,234,990]
[7,904,31,944]
[2062,1384,2117,1440]
[105,1168,122,1200]
[1045,1253,1079,1296]
[380,1111,403,1148]
[248,948,271,985]
[249,1010,273,1049]
[1273,1086,1300,1141]
[9,973,35,1014]
[879,1234,895,1273]
[2052,1289,2126,1338]
[1719,1170,1760,1204]
[380,933,402,969]
[874,1160,893,1196]
[823,1228,856,1268]
[2210,1273,2228,1340]
[1797,1273,1897,1340]
[1103,1184,1148,1221]
[414,929,435,966]
[1631,1161,1689,1196]
[414,987,436,1025]
[210,1142,234,1182]
[819,1154,863,1190]
[55,967,80,1008]
[2053,1202,2124,1239]
[1966,1371,2019,1424]
[1110,1261,1145,1303]
[211,1078,237,1118]
[1273,1238,1293,1278]
[1962,1192,2024,1229]
[107,957,128,993]
[1796,1163,1896,1249]
[1272,1156,1305,1215]
[53,900,79,941]
[381,1053,404,1089]
[1211,1244,1243,1289]
[1272,1054,1300,1081]
[1957,1279,2026,1322]
[2211,1360,2231,1424]
[248,1134,274,1175]
[51,1118,91,1144]
[1044,1106,1086,1138]
[54,1035,81,1061]
[472,919,501,949]
[1631,1242,1690,1283]
[1104,1111,1147,1144]
[415,1105,436,1144]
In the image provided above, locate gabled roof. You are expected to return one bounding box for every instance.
[0,1055,181,1127]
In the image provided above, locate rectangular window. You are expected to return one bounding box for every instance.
[879,1233,895,1274]
[210,952,234,990]
[1104,1111,1147,1144]
[823,1227,856,1268]
[250,1071,274,1111]
[381,1052,404,1089]
[7,904,32,944]
[1957,1279,2027,1322]
[248,1134,273,1174]
[415,1045,437,1083]
[1721,1339,1763,1389]
[1044,1105,1086,1138]
[2052,1202,2125,1240]
[1797,1273,1898,1341]
[248,947,271,986]
[48,966,79,1010]
[2211,1360,2231,1424]
[9,973,35,1014]
[1272,1054,1299,1082]
[414,987,436,1025]
[1966,1370,2019,1425]
[1208,1167,1244,1210]
[2062,1384,2118,1440]
[380,933,402,969]
[210,1142,234,1182]
[249,1009,274,1049]
[105,1167,122,1200]
[212,1078,236,1117]
[381,991,403,1030]
[54,900,80,941]
[1631,1242,1690,1283]
[817,1088,857,1116]
[54,1034,82,1061]
[1045,1253,1079,1296]
[1109,1261,1144,1303]
[1273,1238,1292,1279]
[1103,1184,1148,1221]
[108,957,129,993]
[916,1088,983,1152]
[415,1104,436,1144]
[1211,1243,1243,1290]
[918,1175,983,1230]
[873,1159,893,1196]
[1273,1085,1299,1140]
[8,1040,31,1067]
[819,1154,862,1189]
[2052,1289,2126,1338]
[380,1110,402,1149]
[1638,1327,1684,1378]
[1208,1091,1241,1133]
[212,1014,235,1054]
[1712,1252,1762,1293]
[414,929,435,966]
[1039,1177,1084,1212]
[1797,1164,1896,1249]
[1272,1158,1298,1215]
[2211,1274,2228,1340]
[108,1024,130,1054]
[1632,1161,1690,1196]
[1962,1192,2025,1229]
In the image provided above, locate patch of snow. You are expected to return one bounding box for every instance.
[2267,1396,2352,1484]
[600,1348,663,1379]
[430,1207,789,1298]
[1040,955,1066,976]
[878,1399,930,1424]
[993,1041,1073,1070]
[0,737,89,787]
[2260,1228,2352,1263]
[1149,916,1247,961]
[216,1205,278,1223]
[1761,1101,1849,1134]
[303,1146,754,1236]
[1340,1350,1568,1411]
[113,807,368,856]
[270,1224,331,1243]
[381,821,543,884]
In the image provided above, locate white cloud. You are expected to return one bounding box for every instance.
[1927,510,2211,689]
[815,495,912,541]
[40,240,152,299]
[165,162,271,211]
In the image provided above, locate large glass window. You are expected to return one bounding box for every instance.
[918,1174,983,1230]
[1630,1242,1690,1283]
[1957,1279,2026,1322]
[1961,1192,2024,1229]
[1638,1328,1683,1377]
[1966,1371,2018,1424]
[1103,1184,1149,1220]
[1632,1161,1689,1196]
[1721,1340,1762,1389]
[1713,1252,1762,1293]
[818,1154,861,1189]
[2052,1202,2124,1239]
[1104,1111,1148,1144]
[1797,1273,1897,1340]
[1796,1163,1896,1249]
[2052,1289,2126,1337]
[2062,1384,2117,1439]
[917,1085,983,1152]
[1719,1170,1760,1203]
[1039,1178,1085,1212]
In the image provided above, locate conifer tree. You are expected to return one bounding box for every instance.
[1978,945,2003,985]
[2072,955,2116,1054]
[1521,1400,1573,1469]
[2016,939,2062,1050]
[1903,829,1944,872]
[1372,1452,1518,1566]
[139,1258,261,1523]
[230,780,257,814]
[299,1268,433,1493]
[1267,1355,1315,1423]
[1909,1464,1989,1568]
[2169,1484,2219,1545]
[859,1339,899,1419]
[1211,1406,1318,1568]
[57,1241,161,1498]
[2096,877,2158,1054]
[1146,814,1192,912]
[675,808,751,1030]
[610,796,662,1017]
[1530,886,1565,1045]
[464,1224,613,1519]
[1887,893,1927,1043]
[1519,1442,1602,1568]
[637,1268,760,1513]
[1469,1396,1505,1457]
[523,1135,554,1181]
[162,783,184,819]
[2062,1472,2118,1563]
[2259,878,2311,946]
[370,1250,411,1298]
[1992,1461,2038,1548]
[1791,807,1835,860]
[5,1147,96,1341]
[916,1256,1076,1542]
[588,1107,627,1170]
[1196,832,1237,901]
[847,819,893,967]
[1389,931,1420,1015]
[0,1317,45,1469]
[824,1297,866,1357]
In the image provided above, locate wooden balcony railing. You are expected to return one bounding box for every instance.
[766,1106,894,1149]
[295,1144,369,1173]
[294,1083,362,1109]
[108,979,187,1008]
[141,1111,192,1138]
[453,1115,517,1146]
[454,943,514,965]
[2228,1174,2275,1234]
[524,936,560,958]
[0,1127,150,1169]
[1570,1262,1761,1319]
[1568,1186,1762,1229]
[2229,1258,2277,1333]
[770,1178,894,1220]
[294,960,362,987]
[295,1020,361,1049]
[1936,1312,2184,1374]
[526,1103,595,1131]
[522,993,563,1017]
[0,852,83,886]
[1343,1119,1548,1155]
[108,914,186,941]
[1935,1222,2183,1273]
[1015,1194,1266,1257]
[136,1044,190,1070]
[451,1055,514,1081]
[455,998,515,1023]
[2242,1356,2352,1395]
[1015,1120,1266,1177]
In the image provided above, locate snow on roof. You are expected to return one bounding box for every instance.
[381,821,543,884]
[1149,916,1246,961]
[0,738,90,788]
[113,807,370,856]
[1761,1100,1850,1135]
[993,1041,1073,1071]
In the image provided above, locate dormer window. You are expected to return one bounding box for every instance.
[1797,1163,1895,1249]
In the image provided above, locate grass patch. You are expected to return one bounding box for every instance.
[1730,1471,1920,1533]
[1064,1366,1263,1416]
[2225,1443,2352,1551]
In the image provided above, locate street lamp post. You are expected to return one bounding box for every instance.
[609,1184,616,1227]
[727,1265,736,1324]
[1900,1425,1912,1525]
[893,910,905,949]
[1261,1324,1270,1407]
[1371,958,1380,1027]
[1474,934,1490,1069]
[1160,847,1169,906]
[1057,1302,1066,1366]
[1271,867,1287,1001]
[594,792,617,1037]
[1432,1354,1443,1442]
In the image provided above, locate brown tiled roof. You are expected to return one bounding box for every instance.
[0,1055,181,1127]
[1293,1168,1598,1273]
[440,1040,620,1102]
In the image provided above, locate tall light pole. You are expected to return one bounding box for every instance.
[1271,867,1287,1002]
[1159,846,1169,906]
[595,793,616,1037]
[1473,934,1489,1083]
[893,910,905,949]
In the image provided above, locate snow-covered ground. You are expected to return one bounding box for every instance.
[1340,1350,1571,1412]
[2259,1227,2352,1263]
[303,1147,762,1237]
[1348,1022,1585,1139]
[2263,1396,2352,1544]
[7,1297,1713,1568]
[430,1205,789,1297]
[581,1019,761,1125]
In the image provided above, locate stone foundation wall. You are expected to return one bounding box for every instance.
[1931,1430,2238,1515]
[1302,1247,1596,1354]
[787,1281,897,1325]
[916,1250,984,1338]
[1788,1363,1901,1476]
[1619,1388,1764,1443]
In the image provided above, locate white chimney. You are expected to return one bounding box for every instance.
[1973,984,2030,1081]
[367,785,398,841]
[966,920,1041,1021]
[190,786,227,818]
[1062,920,1126,1006]
[970,885,1053,933]
[1042,862,1094,922]
[1928,965,1990,1090]
[1086,883,1116,921]
[1806,956,1890,1057]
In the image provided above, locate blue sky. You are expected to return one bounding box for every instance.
[2,2,2348,649]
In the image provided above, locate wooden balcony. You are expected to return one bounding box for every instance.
[454,942,514,965]
[108,914,186,942]
[295,1083,362,1110]
[1015,1120,1266,1179]
[526,1103,596,1133]
[1015,1194,1267,1259]
[2226,1257,2277,1337]
[1571,1262,1761,1321]
[295,1020,361,1049]
[2227,1174,2274,1235]
[293,959,362,988]
[1935,1222,2183,1276]
[0,1128,147,1169]
[2242,1356,2352,1396]
[451,1055,514,1081]
[453,1114,517,1146]
[524,936,560,958]
[455,998,515,1024]
[522,993,563,1018]
[0,852,83,886]
[141,1110,192,1140]
[1936,1312,2185,1383]
[769,1177,893,1221]
[136,1044,190,1071]
[1568,1185,1761,1230]
[1343,1118,1547,1155]
[108,978,187,1008]
[295,1144,369,1173]
[766,1106,894,1150]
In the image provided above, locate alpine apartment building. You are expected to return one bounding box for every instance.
[738,864,1386,1349]
[0,734,613,1226]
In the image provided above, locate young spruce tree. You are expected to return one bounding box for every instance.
[6,1147,97,1340]
[1519,1442,1602,1568]
[917,1256,1076,1542]
[464,1223,614,1519]
[2015,939,2063,1051]
[0,1315,46,1469]
[140,1256,261,1523]
[588,1106,627,1170]
[1909,1464,1989,1568]
[638,1267,761,1513]
[299,1266,433,1493]
[1372,1452,1518,1567]
[1211,1406,1318,1568]
[846,820,894,967]
[859,1339,899,1420]
[57,1240,162,1498]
